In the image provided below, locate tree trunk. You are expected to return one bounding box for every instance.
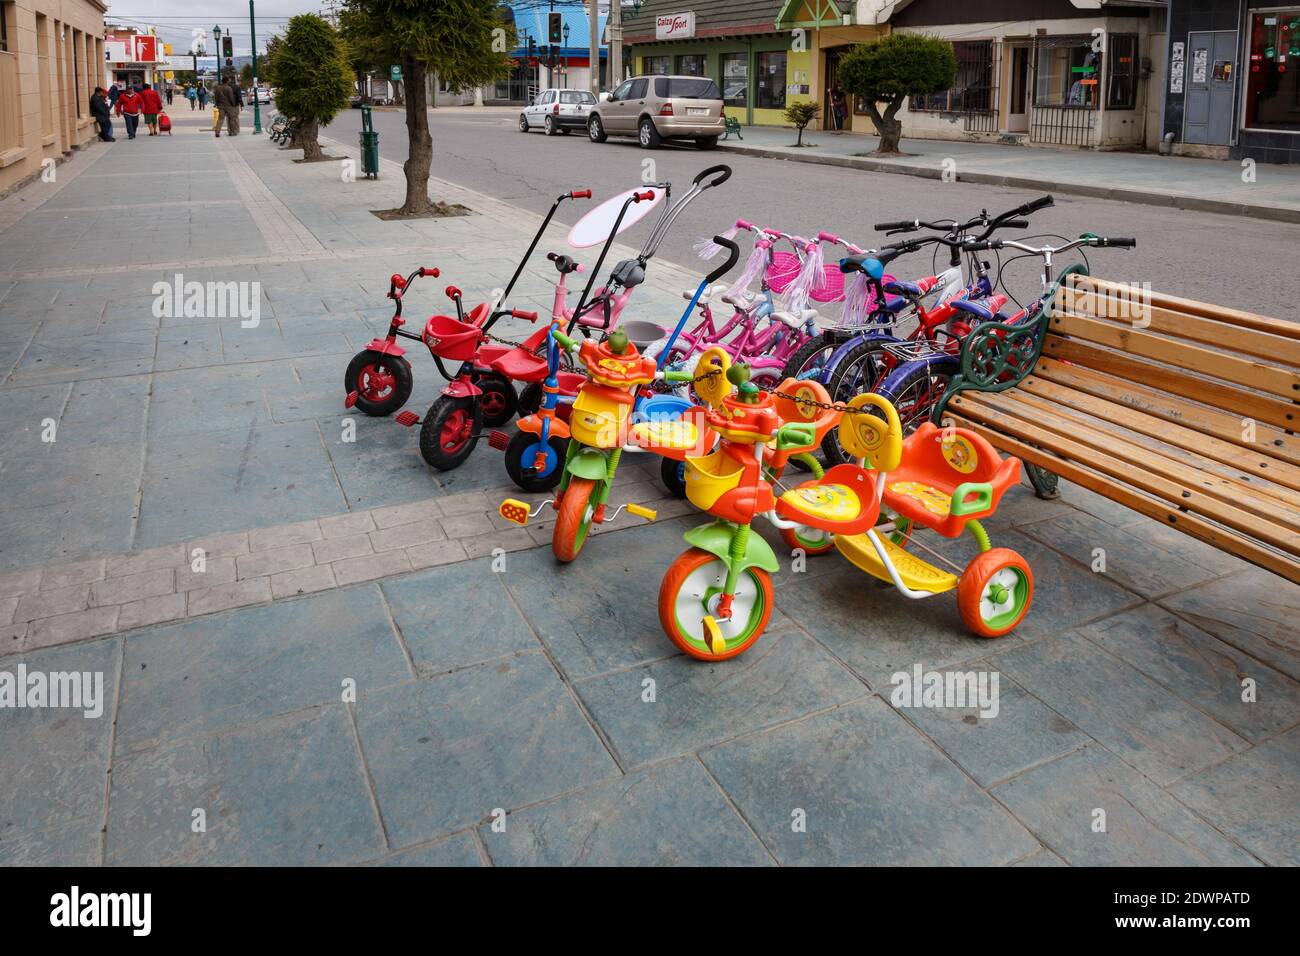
[796,125,805,147]
[865,97,905,156]
[299,118,323,161]
[399,59,435,216]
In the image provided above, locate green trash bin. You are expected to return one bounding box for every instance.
[360,104,379,179]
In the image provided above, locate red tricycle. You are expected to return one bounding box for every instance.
[342,187,592,422]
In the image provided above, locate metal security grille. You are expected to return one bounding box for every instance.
[963,42,999,132]
[1030,35,1099,146]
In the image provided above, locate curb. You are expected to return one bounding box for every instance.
[715,142,1300,225]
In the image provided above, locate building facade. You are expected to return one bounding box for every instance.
[1163,0,1300,164]
[0,0,108,196]
[104,26,162,92]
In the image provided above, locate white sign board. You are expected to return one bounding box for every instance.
[655,12,695,40]
[1169,41,1184,93]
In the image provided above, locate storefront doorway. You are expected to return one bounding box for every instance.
[1004,43,1031,133]
[1183,30,1238,146]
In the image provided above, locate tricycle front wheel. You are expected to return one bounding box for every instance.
[345,350,412,416]
[419,396,481,471]
[504,430,567,492]
[957,547,1033,638]
[552,477,597,563]
[658,548,773,661]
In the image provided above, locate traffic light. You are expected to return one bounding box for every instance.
[221,36,233,58]
[548,12,562,44]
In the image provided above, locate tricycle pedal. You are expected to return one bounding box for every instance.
[394,410,420,427]
[499,498,532,526]
[487,430,511,451]
[344,390,359,409]
[702,616,726,655]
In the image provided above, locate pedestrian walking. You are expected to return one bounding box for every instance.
[108,82,121,109]
[187,85,197,111]
[140,83,163,136]
[213,76,242,137]
[164,85,174,107]
[197,84,208,110]
[830,87,848,132]
[115,85,143,140]
[90,87,116,142]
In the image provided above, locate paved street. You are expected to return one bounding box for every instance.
[0,108,1297,867]
[337,106,1300,316]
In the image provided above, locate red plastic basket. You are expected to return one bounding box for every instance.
[423,314,480,361]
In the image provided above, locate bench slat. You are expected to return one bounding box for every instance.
[947,411,1300,585]
[1069,276,1300,342]
[1058,286,1300,367]
[1043,337,1300,431]
[1032,357,1300,468]
[1018,374,1300,493]
[1047,312,1300,400]
[951,393,1300,555]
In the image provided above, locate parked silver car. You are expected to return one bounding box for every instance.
[587,75,725,149]
[519,88,597,135]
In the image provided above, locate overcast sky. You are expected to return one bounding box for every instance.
[105,0,327,55]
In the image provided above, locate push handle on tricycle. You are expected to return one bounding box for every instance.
[949,482,994,518]
[445,286,462,300]
[511,309,539,321]
[693,164,732,189]
[633,190,657,202]
[569,189,593,199]
[417,266,440,278]
[704,235,740,285]
[775,421,816,450]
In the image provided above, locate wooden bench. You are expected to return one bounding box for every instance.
[933,267,1300,584]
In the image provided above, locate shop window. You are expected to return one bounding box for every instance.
[1245,10,1300,130]
[721,52,747,107]
[911,41,994,113]
[1034,37,1101,108]
[0,2,10,53]
[677,54,705,77]
[756,51,786,110]
[1106,34,1138,109]
[643,55,670,75]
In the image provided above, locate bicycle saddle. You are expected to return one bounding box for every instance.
[771,309,817,328]
[721,288,755,308]
[682,283,728,305]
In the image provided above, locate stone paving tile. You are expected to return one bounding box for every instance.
[366,832,483,867]
[174,556,237,592]
[481,757,773,866]
[0,492,139,573]
[890,666,1090,788]
[1077,604,1300,743]
[236,543,315,580]
[333,548,412,585]
[319,510,377,538]
[248,519,323,552]
[1013,847,1067,866]
[407,539,469,570]
[369,518,445,553]
[105,706,385,866]
[575,624,867,767]
[106,545,185,579]
[89,567,174,607]
[1159,567,1300,682]
[992,632,1250,787]
[701,697,1038,865]
[115,586,409,751]
[499,516,702,681]
[16,583,90,622]
[1020,510,1220,599]
[270,564,337,600]
[185,577,272,617]
[991,744,1260,866]
[117,593,187,631]
[0,818,103,866]
[381,560,537,674]
[353,652,619,847]
[322,417,447,512]
[39,557,107,590]
[1169,726,1300,866]
[0,638,119,841]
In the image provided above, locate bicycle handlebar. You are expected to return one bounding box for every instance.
[963,235,1136,254]
[633,190,656,202]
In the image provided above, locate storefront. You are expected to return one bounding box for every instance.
[623,0,811,126]
[889,0,1162,150]
[1164,0,1300,164]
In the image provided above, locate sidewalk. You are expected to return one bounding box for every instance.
[720,124,1300,223]
[0,109,1296,866]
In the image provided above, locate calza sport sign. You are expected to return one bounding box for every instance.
[656,12,695,40]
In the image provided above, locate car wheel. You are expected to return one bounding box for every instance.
[639,117,661,149]
[588,114,606,143]
[544,115,557,136]
[518,113,529,132]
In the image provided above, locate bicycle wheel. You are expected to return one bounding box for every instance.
[875,356,961,434]
[821,339,894,465]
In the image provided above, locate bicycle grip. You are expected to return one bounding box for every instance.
[817,231,840,244]
[874,220,913,232]
[633,190,656,202]
[704,235,741,284]
[444,285,462,299]
[569,188,592,199]
[512,309,539,321]
[1017,194,1054,215]
[963,240,994,252]
[1101,237,1136,248]
[999,219,1030,230]
[418,266,440,277]
[390,273,407,289]
[735,217,755,231]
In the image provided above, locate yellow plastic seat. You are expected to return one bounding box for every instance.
[779,484,861,523]
[887,481,952,519]
[834,532,957,594]
[630,418,698,451]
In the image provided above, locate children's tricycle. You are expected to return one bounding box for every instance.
[656,357,843,660]
[343,188,592,417]
[775,396,1032,639]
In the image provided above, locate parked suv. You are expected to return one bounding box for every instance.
[520,88,597,135]
[587,75,724,149]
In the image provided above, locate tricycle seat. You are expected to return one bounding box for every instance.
[775,464,879,535]
[883,422,1019,537]
[490,346,549,383]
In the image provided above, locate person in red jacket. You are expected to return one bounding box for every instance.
[139,84,164,136]
[115,85,143,140]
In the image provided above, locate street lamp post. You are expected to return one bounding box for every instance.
[562,23,570,89]
[249,1,262,134]
[212,24,222,87]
